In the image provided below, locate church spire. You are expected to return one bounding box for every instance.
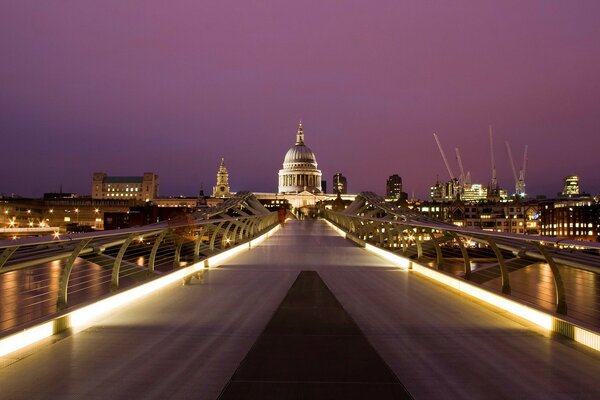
[213,157,231,198]
[296,120,304,145]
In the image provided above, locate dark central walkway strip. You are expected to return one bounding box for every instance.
[218,271,413,399]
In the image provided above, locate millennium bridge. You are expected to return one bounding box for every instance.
[1,192,600,399]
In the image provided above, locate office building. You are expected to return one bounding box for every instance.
[92,172,159,201]
[333,173,347,194]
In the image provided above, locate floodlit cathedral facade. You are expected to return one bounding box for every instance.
[278,121,322,194]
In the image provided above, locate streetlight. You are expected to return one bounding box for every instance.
[75,208,79,224]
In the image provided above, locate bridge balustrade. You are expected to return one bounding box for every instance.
[323,192,600,327]
[0,192,278,333]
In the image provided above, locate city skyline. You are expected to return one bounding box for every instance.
[2,2,600,198]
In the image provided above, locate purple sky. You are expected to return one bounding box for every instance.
[2,1,600,199]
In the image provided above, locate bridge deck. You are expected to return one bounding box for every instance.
[1,220,600,399]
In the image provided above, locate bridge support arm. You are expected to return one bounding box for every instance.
[533,242,568,315]
[111,233,138,290]
[149,230,168,275]
[57,238,92,310]
[485,236,511,295]
[449,232,471,279]
[0,246,18,269]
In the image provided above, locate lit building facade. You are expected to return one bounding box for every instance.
[561,175,580,198]
[333,173,347,194]
[92,172,159,201]
[278,121,322,194]
[386,174,402,199]
[416,201,540,234]
[540,199,600,241]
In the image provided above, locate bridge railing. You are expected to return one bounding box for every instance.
[323,192,600,328]
[0,192,278,332]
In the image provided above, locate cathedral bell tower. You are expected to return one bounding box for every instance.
[212,158,231,197]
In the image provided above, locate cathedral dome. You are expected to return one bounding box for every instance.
[278,121,322,194]
[283,144,317,165]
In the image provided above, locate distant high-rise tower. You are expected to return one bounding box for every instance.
[213,158,231,197]
[333,173,347,194]
[386,174,402,199]
[561,175,580,197]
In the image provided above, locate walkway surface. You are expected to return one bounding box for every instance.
[1,220,600,399]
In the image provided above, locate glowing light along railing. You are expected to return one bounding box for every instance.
[324,218,600,352]
[0,321,55,358]
[0,223,281,358]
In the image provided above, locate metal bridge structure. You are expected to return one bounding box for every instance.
[324,192,600,323]
[0,192,279,329]
[1,191,600,399]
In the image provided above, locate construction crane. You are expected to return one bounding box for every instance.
[455,147,465,186]
[433,133,460,198]
[455,147,471,188]
[505,141,528,197]
[489,125,498,192]
[518,145,528,197]
[434,133,455,181]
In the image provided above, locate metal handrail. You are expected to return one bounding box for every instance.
[0,192,279,327]
[323,192,600,322]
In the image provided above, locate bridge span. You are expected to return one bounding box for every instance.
[1,220,600,399]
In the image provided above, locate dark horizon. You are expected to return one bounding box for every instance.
[2,2,599,199]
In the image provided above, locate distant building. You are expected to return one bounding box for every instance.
[540,199,600,241]
[333,173,347,194]
[461,183,488,202]
[386,175,402,199]
[431,178,460,202]
[416,200,540,234]
[321,180,327,194]
[212,158,231,198]
[92,172,159,201]
[278,121,322,194]
[561,175,580,198]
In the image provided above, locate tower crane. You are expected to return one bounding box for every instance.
[434,133,455,181]
[517,145,528,197]
[455,147,471,188]
[433,133,460,198]
[455,147,465,186]
[505,141,528,197]
[489,125,498,193]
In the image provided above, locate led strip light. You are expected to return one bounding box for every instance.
[324,218,600,352]
[0,223,282,358]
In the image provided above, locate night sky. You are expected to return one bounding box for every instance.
[2,1,600,199]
